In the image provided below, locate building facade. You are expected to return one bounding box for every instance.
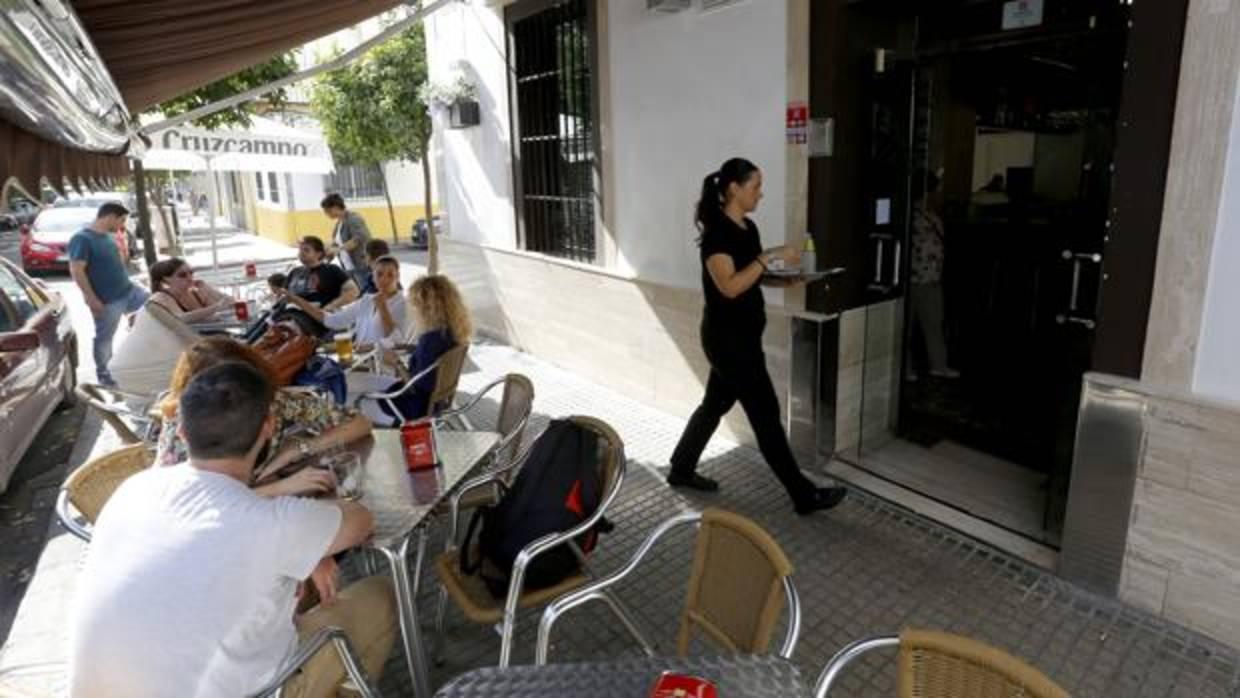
[425,0,1240,650]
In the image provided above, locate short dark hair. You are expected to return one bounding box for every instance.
[372,255,400,273]
[299,236,326,255]
[179,362,274,460]
[364,239,391,259]
[97,202,129,219]
[149,257,189,294]
[266,272,287,289]
[320,193,346,210]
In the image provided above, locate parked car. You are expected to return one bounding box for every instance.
[6,196,41,226]
[55,191,141,257]
[411,214,441,250]
[0,257,76,493]
[20,207,129,274]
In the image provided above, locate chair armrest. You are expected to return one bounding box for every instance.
[355,358,441,402]
[434,377,507,423]
[246,626,380,698]
[54,489,92,543]
[812,635,900,698]
[443,424,538,547]
[535,511,702,664]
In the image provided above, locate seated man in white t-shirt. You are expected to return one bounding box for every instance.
[69,362,396,698]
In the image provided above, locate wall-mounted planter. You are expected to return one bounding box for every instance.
[448,100,481,129]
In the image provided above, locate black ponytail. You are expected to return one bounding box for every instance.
[694,157,760,240]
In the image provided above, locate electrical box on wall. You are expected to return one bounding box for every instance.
[647,0,690,12]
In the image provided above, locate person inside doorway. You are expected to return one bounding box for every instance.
[909,170,959,381]
[666,158,847,516]
[321,193,372,290]
[69,361,395,698]
[69,202,148,386]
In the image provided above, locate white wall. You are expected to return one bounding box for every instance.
[1193,73,1240,402]
[605,1,789,287]
[425,0,791,285]
[424,2,516,249]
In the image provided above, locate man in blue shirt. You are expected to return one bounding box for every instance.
[69,202,148,386]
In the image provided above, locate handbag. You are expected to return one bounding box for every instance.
[252,320,318,386]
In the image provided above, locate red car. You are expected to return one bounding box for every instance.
[0,257,77,493]
[20,207,129,274]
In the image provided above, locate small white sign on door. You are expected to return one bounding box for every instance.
[876,198,891,225]
[1002,0,1044,30]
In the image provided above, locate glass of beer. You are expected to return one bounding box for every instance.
[334,333,354,364]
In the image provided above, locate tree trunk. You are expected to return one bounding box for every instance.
[132,160,158,266]
[421,148,437,275]
[378,164,399,244]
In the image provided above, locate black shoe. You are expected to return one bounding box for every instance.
[667,471,720,492]
[794,486,847,516]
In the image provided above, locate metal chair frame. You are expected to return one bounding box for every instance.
[433,416,637,668]
[535,511,803,665]
[353,345,470,428]
[247,626,380,698]
[75,383,160,444]
[813,635,900,697]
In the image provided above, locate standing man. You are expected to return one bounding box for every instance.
[321,193,372,290]
[69,202,148,386]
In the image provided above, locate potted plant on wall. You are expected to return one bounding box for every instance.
[419,74,480,129]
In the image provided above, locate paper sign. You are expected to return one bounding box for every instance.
[1002,0,1044,30]
[786,101,809,145]
[876,198,891,225]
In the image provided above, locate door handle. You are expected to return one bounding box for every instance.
[1058,250,1103,330]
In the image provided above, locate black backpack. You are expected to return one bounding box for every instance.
[460,419,611,598]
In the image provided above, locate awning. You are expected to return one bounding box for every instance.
[2,0,405,194]
[69,0,403,114]
[141,116,334,174]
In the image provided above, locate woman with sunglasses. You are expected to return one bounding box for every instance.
[147,257,231,323]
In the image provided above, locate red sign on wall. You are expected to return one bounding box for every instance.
[786,102,809,145]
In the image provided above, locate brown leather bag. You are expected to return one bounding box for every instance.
[252,321,318,386]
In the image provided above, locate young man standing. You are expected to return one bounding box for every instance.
[321,193,372,290]
[69,202,148,386]
[69,362,396,698]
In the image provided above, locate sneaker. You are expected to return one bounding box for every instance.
[794,486,848,516]
[666,471,720,492]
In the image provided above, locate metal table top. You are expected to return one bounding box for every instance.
[355,430,499,549]
[434,655,809,697]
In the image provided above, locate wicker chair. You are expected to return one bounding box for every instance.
[535,508,801,665]
[55,443,154,542]
[434,374,535,537]
[354,344,469,427]
[432,416,636,667]
[813,629,1070,697]
[75,383,160,444]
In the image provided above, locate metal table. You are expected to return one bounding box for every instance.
[434,655,809,697]
[354,429,500,698]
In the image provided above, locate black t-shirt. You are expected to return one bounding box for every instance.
[286,263,349,307]
[699,216,765,340]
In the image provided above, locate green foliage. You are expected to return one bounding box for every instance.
[152,55,299,130]
[311,25,431,166]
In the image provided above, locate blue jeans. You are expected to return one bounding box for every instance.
[93,286,149,384]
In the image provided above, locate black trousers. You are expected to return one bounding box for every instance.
[669,332,816,506]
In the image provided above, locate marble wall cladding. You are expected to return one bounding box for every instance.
[1118,381,1240,649]
[835,300,904,455]
[440,239,793,448]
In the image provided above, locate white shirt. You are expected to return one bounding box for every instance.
[324,292,410,347]
[69,464,341,698]
[110,305,194,395]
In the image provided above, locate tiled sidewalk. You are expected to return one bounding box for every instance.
[405,342,1240,697]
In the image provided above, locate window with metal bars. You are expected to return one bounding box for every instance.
[324,163,386,200]
[507,0,598,263]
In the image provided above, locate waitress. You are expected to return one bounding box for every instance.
[667,158,847,516]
